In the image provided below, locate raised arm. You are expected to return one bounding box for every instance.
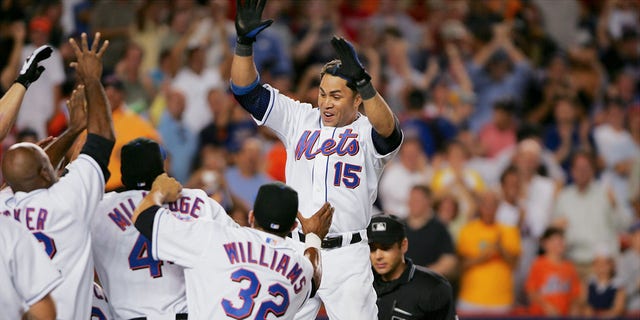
[330,37,399,138]
[69,32,114,141]
[229,0,276,122]
[0,45,53,141]
[44,85,87,170]
[296,202,334,297]
[230,0,272,87]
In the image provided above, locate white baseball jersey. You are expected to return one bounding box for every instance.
[0,154,105,320]
[0,218,62,319]
[91,282,114,320]
[92,188,237,319]
[151,209,313,319]
[255,85,399,234]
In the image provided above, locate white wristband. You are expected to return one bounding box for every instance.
[304,233,322,250]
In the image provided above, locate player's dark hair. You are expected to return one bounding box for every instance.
[320,59,358,93]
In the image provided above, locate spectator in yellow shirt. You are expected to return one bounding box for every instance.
[431,140,485,195]
[457,190,521,315]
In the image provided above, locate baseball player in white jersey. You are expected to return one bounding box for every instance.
[0,32,115,319]
[130,174,333,320]
[230,1,403,318]
[91,282,114,320]
[0,217,62,319]
[92,138,237,319]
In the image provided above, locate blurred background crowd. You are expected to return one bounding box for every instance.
[1,0,639,317]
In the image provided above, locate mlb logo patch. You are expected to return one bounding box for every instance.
[372,222,386,232]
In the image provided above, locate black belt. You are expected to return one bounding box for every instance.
[130,314,187,320]
[295,232,362,249]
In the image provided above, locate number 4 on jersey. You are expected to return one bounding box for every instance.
[129,234,163,278]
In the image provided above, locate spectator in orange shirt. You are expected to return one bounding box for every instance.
[103,75,161,191]
[526,227,583,316]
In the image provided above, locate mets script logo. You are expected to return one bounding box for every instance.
[294,129,360,160]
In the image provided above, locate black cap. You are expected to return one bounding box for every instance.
[253,182,298,233]
[121,138,165,190]
[367,214,406,245]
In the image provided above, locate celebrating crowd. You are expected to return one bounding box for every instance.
[1,0,639,318]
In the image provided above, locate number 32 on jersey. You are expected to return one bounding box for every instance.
[222,268,289,319]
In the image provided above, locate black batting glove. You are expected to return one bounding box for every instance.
[235,0,273,45]
[330,36,371,87]
[15,45,53,89]
[331,36,376,99]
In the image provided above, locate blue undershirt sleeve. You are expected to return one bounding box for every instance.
[371,116,403,155]
[230,76,272,121]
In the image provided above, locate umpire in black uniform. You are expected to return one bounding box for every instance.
[368,214,456,320]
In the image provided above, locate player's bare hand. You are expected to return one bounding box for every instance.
[297,202,334,239]
[67,84,87,132]
[69,32,109,82]
[151,173,182,203]
[35,136,55,149]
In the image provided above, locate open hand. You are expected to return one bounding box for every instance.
[297,202,334,239]
[15,45,52,89]
[330,36,371,86]
[235,0,273,44]
[69,32,109,82]
[67,85,87,132]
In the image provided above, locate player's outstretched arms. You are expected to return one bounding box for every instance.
[69,32,115,182]
[23,294,56,320]
[230,0,276,122]
[69,32,114,141]
[297,203,334,297]
[0,45,52,141]
[330,37,402,152]
[132,173,182,239]
[43,85,87,170]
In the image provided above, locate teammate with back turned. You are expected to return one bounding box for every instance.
[0,217,62,319]
[91,137,237,319]
[130,175,334,319]
[0,38,61,320]
[0,32,115,319]
[230,0,403,318]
